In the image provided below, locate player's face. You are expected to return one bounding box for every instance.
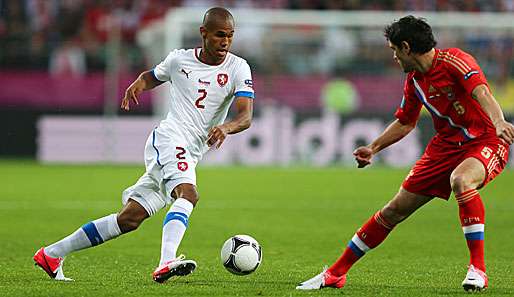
[388,41,415,73]
[201,20,234,63]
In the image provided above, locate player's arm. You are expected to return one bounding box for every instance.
[207,97,253,149]
[353,119,417,168]
[121,70,164,111]
[354,76,422,168]
[472,84,514,144]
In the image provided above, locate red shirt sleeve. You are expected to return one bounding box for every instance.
[445,48,488,95]
[394,74,422,125]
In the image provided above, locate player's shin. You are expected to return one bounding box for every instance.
[456,189,485,272]
[159,198,194,265]
[328,211,396,276]
[44,214,121,258]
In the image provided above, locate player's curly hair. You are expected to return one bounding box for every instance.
[384,15,437,54]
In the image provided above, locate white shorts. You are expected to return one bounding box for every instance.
[122,128,199,216]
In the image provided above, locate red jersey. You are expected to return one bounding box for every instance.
[394,48,496,143]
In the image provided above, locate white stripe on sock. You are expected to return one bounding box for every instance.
[94,214,122,240]
[462,224,484,234]
[351,234,370,253]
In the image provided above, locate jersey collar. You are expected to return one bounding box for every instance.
[426,48,440,74]
[194,47,228,66]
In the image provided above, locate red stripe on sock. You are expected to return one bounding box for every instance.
[359,211,395,248]
[374,211,394,230]
[455,189,477,198]
[455,189,479,204]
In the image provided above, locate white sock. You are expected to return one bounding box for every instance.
[45,214,121,258]
[159,198,194,265]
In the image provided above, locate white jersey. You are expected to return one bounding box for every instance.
[121,48,254,215]
[152,48,255,159]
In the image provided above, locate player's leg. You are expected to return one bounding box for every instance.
[159,183,198,264]
[298,138,458,289]
[451,157,486,272]
[44,199,149,258]
[451,157,487,291]
[297,188,432,290]
[34,199,149,280]
[328,188,431,275]
[452,140,509,292]
[149,128,200,282]
[153,183,198,283]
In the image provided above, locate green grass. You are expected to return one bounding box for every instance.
[0,160,513,296]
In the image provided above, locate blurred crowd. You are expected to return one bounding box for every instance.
[0,0,180,74]
[1,0,514,76]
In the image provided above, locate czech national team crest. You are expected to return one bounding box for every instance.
[217,73,228,87]
[177,161,188,172]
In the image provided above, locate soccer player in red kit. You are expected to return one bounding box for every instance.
[297,16,514,292]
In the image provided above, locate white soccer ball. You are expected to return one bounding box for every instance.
[220,234,262,275]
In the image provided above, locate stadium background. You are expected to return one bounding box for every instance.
[1,1,513,297]
[2,0,514,165]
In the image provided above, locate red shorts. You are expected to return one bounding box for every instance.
[402,135,509,199]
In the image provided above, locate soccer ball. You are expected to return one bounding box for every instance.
[220,234,262,275]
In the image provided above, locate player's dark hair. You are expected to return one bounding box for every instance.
[384,15,436,54]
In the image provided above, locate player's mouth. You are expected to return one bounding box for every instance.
[216,49,227,57]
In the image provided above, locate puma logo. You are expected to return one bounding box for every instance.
[181,69,192,79]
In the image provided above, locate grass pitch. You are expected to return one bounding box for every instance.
[0,160,513,296]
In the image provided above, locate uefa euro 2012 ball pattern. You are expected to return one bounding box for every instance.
[221,235,262,275]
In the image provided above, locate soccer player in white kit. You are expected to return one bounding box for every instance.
[33,7,254,283]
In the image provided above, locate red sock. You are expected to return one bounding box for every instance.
[328,211,395,276]
[456,189,485,272]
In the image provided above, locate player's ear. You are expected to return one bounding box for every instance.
[401,41,411,55]
[200,26,208,39]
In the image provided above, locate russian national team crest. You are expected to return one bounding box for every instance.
[217,73,228,87]
[177,161,188,172]
[441,86,455,100]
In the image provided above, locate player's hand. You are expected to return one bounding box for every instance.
[121,82,142,111]
[353,146,373,168]
[495,120,514,145]
[207,125,229,149]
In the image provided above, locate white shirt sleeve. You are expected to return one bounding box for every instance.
[152,49,179,82]
[233,61,255,99]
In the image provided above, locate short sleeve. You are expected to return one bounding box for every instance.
[394,76,422,125]
[233,61,255,99]
[446,49,488,95]
[152,49,180,82]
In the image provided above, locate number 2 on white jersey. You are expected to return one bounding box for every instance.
[196,89,207,109]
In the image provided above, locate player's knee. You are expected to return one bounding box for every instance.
[173,184,199,206]
[117,214,144,233]
[450,173,473,194]
[381,203,406,225]
[117,201,148,233]
[181,191,199,206]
